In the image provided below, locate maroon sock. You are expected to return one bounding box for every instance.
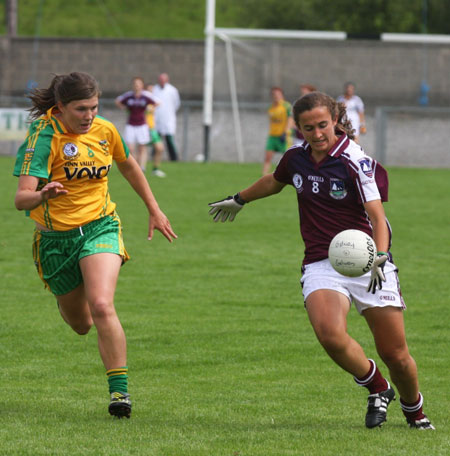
[354,359,388,394]
[400,393,425,422]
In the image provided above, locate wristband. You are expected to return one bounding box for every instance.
[377,251,392,263]
[233,193,247,205]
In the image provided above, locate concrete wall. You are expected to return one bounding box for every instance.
[1,36,450,106]
[0,37,204,100]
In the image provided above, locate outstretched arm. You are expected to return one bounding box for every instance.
[116,155,177,242]
[208,174,285,222]
[240,174,286,202]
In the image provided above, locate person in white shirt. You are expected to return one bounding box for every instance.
[337,82,366,143]
[153,73,181,161]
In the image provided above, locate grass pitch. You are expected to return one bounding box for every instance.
[1,157,449,455]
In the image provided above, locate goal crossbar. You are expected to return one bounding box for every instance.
[214,27,346,40]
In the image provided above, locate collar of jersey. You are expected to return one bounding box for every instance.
[304,133,349,158]
[328,133,350,157]
[46,106,69,135]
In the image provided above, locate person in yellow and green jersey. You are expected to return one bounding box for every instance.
[262,86,294,175]
[13,72,177,419]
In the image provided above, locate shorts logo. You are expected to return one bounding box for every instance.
[293,173,303,193]
[63,143,79,160]
[379,295,395,301]
[358,157,373,178]
[329,178,347,199]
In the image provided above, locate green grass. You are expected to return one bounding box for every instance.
[1,157,449,455]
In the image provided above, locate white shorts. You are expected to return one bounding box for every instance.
[123,124,150,145]
[300,259,406,315]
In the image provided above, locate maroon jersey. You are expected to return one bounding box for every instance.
[117,90,157,126]
[274,134,390,265]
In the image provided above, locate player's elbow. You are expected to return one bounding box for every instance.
[14,191,36,211]
[14,194,26,211]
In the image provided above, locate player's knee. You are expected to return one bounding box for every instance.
[89,297,115,320]
[380,348,412,373]
[315,327,346,352]
[70,320,93,335]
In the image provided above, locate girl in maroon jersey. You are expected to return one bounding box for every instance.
[208,91,434,430]
[115,77,159,172]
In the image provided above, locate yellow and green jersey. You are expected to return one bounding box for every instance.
[268,101,292,137]
[146,105,155,129]
[13,107,129,231]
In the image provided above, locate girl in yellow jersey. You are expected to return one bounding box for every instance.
[13,72,177,419]
[262,86,294,175]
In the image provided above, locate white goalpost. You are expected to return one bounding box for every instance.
[202,0,346,162]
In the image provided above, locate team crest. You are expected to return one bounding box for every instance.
[99,139,110,155]
[63,142,79,160]
[329,178,347,199]
[358,157,373,178]
[292,173,303,193]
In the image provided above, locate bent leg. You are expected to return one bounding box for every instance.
[79,253,126,370]
[262,150,275,175]
[306,289,371,377]
[152,141,164,169]
[137,143,148,171]
[57,284,93,335]
[364,306,419,403]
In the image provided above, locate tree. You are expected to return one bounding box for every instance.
[218,0,450,35]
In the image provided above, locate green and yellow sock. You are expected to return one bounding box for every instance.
[106,366,128,394]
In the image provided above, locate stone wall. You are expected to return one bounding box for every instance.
[1,36,450,106]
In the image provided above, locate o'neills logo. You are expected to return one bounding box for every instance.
[292,173,303,193]
[63,143,79,160]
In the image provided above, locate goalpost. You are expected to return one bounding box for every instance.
[202,0,346,162]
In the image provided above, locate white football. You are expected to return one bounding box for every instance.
[328,229,376,277]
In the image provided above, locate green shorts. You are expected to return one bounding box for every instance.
[32,214,130,296]
[149,128,162,144]
[265,135,287,153]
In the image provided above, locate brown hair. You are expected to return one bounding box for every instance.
[300,83,317,93]
[27,72,101,119]
[293,91,355,139]
[271,86,284,96]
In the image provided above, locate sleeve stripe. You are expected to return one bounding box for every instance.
[20,120,49,175]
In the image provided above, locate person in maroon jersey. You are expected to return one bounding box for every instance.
[115,77,159,172]
[208,91,434,430]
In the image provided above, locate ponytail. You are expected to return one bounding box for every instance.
[27,72,101,119]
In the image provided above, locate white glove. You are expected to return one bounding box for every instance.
[366,252,389,294]
[208,193,246,222]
